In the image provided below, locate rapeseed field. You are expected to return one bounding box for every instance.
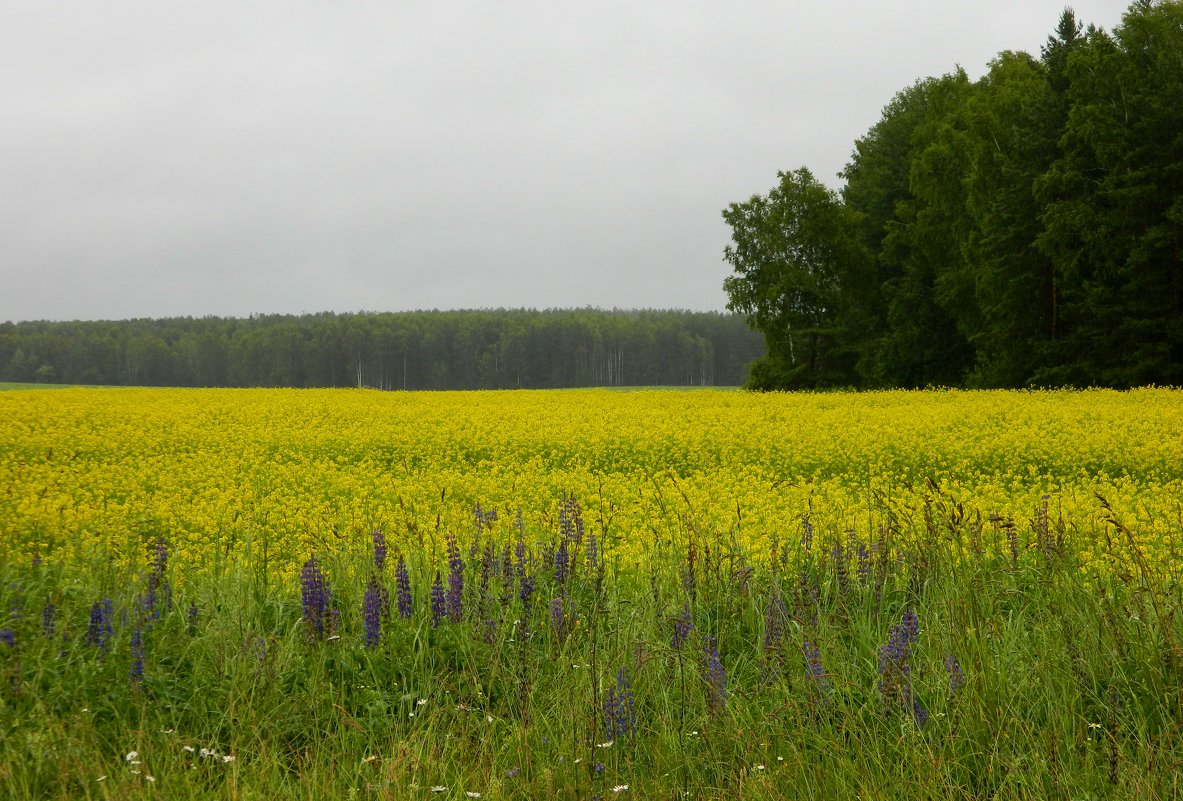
[2,387,1180,580]
[1,387,1181,800]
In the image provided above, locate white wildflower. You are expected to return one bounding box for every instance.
[222,755,236,763]
[431,786,448,793]
[125,751,139,763]
[612,785,629,793]
[466,793,482,798]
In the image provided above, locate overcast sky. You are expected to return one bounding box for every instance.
[1,1,1133,323]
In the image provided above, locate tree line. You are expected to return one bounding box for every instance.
[724,1,1182,389]
[0,309,763,390]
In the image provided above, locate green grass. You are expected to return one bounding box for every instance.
[1,500,1181,800]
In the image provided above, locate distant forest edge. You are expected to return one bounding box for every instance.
[722,2,1183,390]
[0,310,764,390]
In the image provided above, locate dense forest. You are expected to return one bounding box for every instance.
[0,309,763,389]
[724,1,1182,389]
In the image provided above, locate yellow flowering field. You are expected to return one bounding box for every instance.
[1,387,1180,582]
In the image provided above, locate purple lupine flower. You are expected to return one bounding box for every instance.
[554,537,570,591]
[514,535,528,579]
[506,766,521,779]
[671,605,693,651]
[878,609,923,724]
[473,502,498,533]
[559,497,581,545]
[0,629,13,648]
[130,621,145,683]
[703,637,726,713]
[142,538,171,623]
[803,641,831,693]
[762,593,788,655]
[550,596,567,641]
[430,571,446,628]
[831,538,849,593]
[8,594,25,624]
[499,543,516,605]
[300,556,332,640]
[363,575,383,649]
[901,609,919,642]
[477,541,496,627]
[41,599,55,640]
[855,538,872,582]
[372,529,387,572]
[445,533,464,623]
[395,556,413,619]
[187,601,199,636]
[800,516,814,551]
[586,530,601,577]
[86,599,114,652]
[946,655,966,696]
[519,570,535,636]
[604,666,637,740]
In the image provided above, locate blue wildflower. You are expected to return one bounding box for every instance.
[86,599,114,652]
[446,533,464,623]
[604,666,637,740]
[763,593,788,655]
[878,609,924,725]
[554,537,570,592]
[130,621,144,683]
[803,640,832,693]
[396,556,413,619]
[363,575,383,649]
[550,596,569,641]
[946,654,966,696]
[300,556,332,640]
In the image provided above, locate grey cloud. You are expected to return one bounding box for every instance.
[0,0,1133,322]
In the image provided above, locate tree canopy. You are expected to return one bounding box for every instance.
[724,0,1183,389]
[0,309,762,390]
